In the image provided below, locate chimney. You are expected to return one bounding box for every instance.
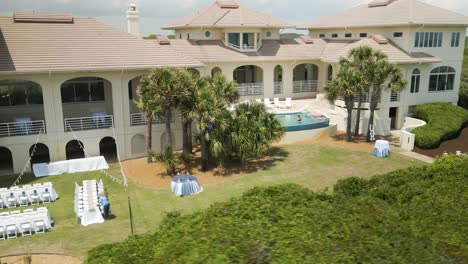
[127,4,140,37]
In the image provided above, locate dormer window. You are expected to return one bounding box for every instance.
[225,31,262,52]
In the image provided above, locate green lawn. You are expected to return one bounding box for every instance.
[0,144,423,259]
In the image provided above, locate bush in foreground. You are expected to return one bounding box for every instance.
[85,155,468,264]
[412,103,468,149]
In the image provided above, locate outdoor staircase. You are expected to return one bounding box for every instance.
[388,130,401,147]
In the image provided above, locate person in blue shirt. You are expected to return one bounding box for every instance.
[98,193,110,219]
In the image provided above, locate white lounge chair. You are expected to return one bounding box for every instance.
[255,99,262,103]
[285,97,292,109]
[274,98,285,109]
[263,98,273,109]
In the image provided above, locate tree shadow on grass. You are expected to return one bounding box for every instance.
[206,147,289,177]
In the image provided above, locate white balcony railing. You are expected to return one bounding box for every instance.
[130,113,175,127]
[390,91,400,102]
[338,92,370,103]
[274,82,283,95]
[237,83,264,96]
[293,80,318,93]
[64,115,113,132]
[0,120,45,137]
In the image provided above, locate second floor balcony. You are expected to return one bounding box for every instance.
[64,114,114,132]
[130,112,175,126]
[0,120,45,137]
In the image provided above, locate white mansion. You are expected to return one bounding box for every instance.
[0,0,466,175]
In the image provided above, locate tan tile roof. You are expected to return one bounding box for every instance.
[0,14,202,73]
[154,37,440,65]
[162,0,293,29]
[321,38,441,64]
[153,38,336,63]
[299,0,468,29]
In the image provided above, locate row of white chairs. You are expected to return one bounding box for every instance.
[0,208,49,239]
[0,189,52,209]
[240,97,293,110]
[0,182,52,192]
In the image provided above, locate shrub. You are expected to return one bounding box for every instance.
[412,103,468,149]
[85,155,468,264]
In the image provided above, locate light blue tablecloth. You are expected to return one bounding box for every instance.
[171,175,202,197]
[373,140,390,158]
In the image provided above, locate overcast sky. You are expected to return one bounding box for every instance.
[1,0,467,36]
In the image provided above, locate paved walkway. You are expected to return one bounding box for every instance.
[391,146,434,164]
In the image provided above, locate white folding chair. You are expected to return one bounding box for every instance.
[6,224,17,239]
[285,97,292,109]
[10,186,19,191]
[33,183,42,188]
[0,226,5,240]
[23,208,34,213]
[20,222,33,237]
[37,207,48,212]
[0,212,9,217]
[22,184,32,189]
[34,220,45,234]
[7,193,17,208]
[0,197,5,209]
[30,190,41,205]
[255,99,262,103]
[19,192,29,207]
[0,188,7,192]
[42,189,51,203]
[10,210,20,215]
[264,98,273,109]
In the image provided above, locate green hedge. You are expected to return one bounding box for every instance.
[412,103,468,149]
[85,155,468,264]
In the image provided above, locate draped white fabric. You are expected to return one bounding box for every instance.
[33,156,109,177]
[0,208,53,232]
[0,182,58,207]
[373,140,390,158]
[74,180,105,226]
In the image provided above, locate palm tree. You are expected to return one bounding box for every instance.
[137,74,163,163]
[364,52,407,142]
[173,69,197,156]
[193,75,238,171]
[143,67,178,149]
[324,58,363,142]
[346,46,375,136]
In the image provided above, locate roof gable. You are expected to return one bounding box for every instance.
[162,0,293,29]
[299,0,468,29]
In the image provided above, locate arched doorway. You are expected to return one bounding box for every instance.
[233,65,264,96]
[293,64,319,93]
[211,67,222,77]
[0,147,13,176]
[66,140,85,160]
[274,65,283,95]
[327,65,333,82]
[61,77,113,131]
[30,143,50,164]
[0,80,45,136]
[131,134,146,155]
[187,68,200,77]
[99,137,117,162]
[128,76,144,123]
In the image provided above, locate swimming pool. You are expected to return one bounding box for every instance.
[275,112,329,132]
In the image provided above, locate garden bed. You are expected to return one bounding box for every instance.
[414,127,468,158]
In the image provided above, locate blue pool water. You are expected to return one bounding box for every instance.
[275,112,329,132]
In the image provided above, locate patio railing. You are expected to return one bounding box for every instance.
[0,120,46,137]
[130,113,175,126]
[64,115,113,132]
[338,92,370,103]
[237,83,264,96]
[293,80,318,93]
[274,82,283,95]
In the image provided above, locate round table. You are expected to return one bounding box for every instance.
[171,175,202,197]
[373,140,390,158]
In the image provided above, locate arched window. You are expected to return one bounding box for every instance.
[429,66,456,92]
[410,69,421,93]
[211,67,222,77]
[0,80,43,106]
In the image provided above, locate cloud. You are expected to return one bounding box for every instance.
[1,0,467,36]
